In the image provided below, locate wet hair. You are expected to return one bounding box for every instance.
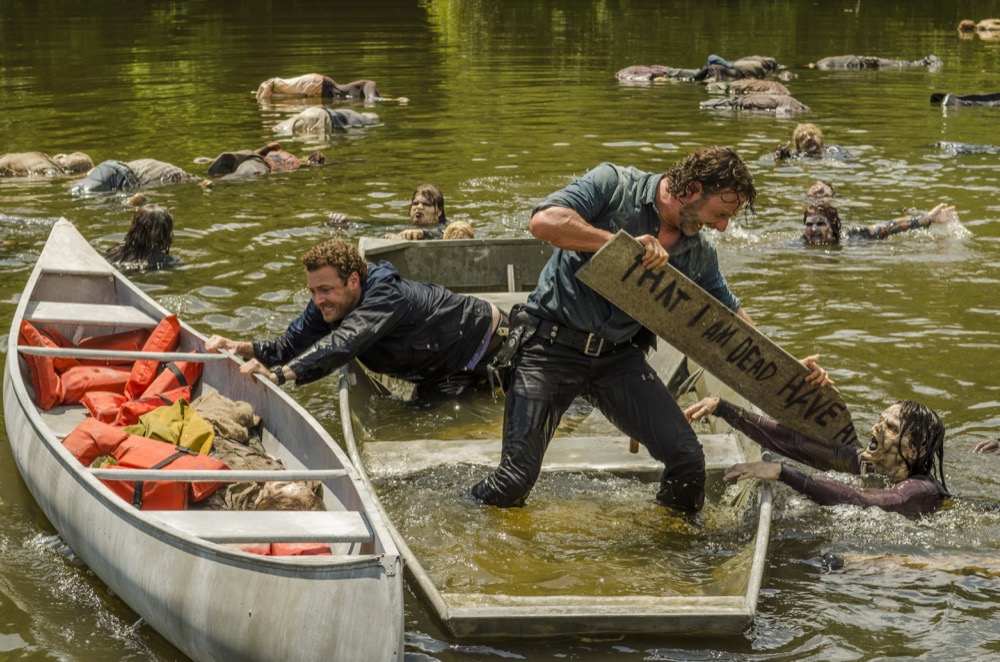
[253,481,326,511]
[803,201,842,243]
[793,123,825,155]
[300,239,369,281]
[896,400,948,494]
[443,220,474,239]
[410,184,448,225]
[807,180,834,200]
[104,204,174,263]
[664,146,756,215]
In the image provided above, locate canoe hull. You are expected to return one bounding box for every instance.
[5,220,404,661]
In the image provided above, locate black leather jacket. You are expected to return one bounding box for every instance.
[252,261,493,385]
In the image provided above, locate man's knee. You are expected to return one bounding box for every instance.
[656,455,706,513]
[656,478,705,513]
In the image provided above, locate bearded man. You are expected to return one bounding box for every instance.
[685,396,949,518]
[471,147,830,514]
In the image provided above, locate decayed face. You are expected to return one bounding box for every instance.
[409,194,442,226]
[306,265,362,323]
[676,189,744,237]
[798,135,823,157]
[860,403,918,482]
[803,213,835,244]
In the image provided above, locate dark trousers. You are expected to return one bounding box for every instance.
[471,336,706,512]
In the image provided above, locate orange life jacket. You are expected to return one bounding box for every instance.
[82,386,191,426]
[80,391,129,424]
[82,358,202,426]
[77,328,151,364]
[19,322,131,410]
[19,321,67,409]
[140,360,203,399]
[62,418,228,509]
[40,326,151,366]
[60,365,132,405]
[32,325,80,373]
[240,542,333,557]
[124,315,181,400]
[102,461,191,510]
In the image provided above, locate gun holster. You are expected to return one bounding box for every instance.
[486,304,538,397]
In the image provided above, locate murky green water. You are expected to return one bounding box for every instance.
[380,467,756,593]
[3,1,1000,659]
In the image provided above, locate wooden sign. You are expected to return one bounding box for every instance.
[576,231,859,447]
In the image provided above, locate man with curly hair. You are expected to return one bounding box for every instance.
[206,239,505,399]
[471,147,830,515]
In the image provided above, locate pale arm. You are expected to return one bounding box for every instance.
[850,203,956,240]
[972,439,999,453]
[724,461,782,482]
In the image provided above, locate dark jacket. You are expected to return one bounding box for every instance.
[253,261,493,385]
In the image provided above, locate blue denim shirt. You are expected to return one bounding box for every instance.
[525,162,741,344]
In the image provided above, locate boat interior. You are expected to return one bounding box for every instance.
[13,264,383,559]
[337,237,771,637]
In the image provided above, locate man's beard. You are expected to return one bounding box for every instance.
[677,198,707,237]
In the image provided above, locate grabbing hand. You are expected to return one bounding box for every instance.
[724,461,782,482]
[238,358,273,383]
[927,203,957,225]
[684,397,720,423]
[774,142,792,162]
[799,354,834,387]
[635,234,669,270]
[971,439,999,453]
[399,228,426,240]
[205,335,252,360]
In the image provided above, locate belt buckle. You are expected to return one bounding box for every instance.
[583,333,605,357]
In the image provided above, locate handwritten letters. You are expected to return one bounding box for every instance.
[578,232,859,447]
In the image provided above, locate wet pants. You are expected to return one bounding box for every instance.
[470,336,706,512]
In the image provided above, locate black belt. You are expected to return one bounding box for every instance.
[535,319,630,357]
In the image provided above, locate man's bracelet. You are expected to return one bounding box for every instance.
[272,367,287,386]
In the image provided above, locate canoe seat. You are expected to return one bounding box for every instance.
[144,510,373,544]
[25,301,159,327]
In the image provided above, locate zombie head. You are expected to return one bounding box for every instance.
[793,123,825,157]
[802,201,841,244]
[860,401,946,490]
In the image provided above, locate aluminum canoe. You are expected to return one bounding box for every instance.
[3,219,404,661]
